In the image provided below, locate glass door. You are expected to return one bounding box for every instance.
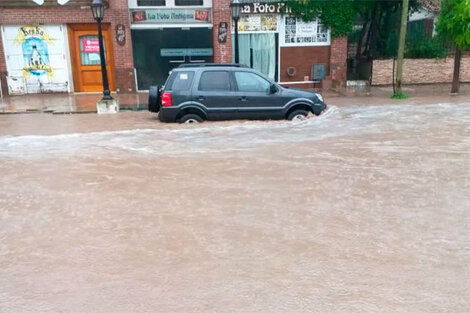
[234,33,278,81]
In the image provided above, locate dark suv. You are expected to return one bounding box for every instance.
[148,64,327,123]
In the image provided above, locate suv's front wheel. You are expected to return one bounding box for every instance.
[179,114,204,124]
[287,109,309,121]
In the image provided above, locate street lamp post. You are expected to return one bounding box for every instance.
[91,0,112,101]
[230,0,242,64]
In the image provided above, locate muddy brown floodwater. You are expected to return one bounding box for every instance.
[1,100,470,312]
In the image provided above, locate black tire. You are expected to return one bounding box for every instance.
[148,85,161,113]
[178,114,204,124]
[287,109,309,121]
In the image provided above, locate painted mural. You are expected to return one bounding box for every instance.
[3,24,70,94]
[14,26,54,78]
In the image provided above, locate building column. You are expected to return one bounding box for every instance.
[108,0,136,93]
[0,30,7,96]
[212,0,232,63]
[330,36,348,89]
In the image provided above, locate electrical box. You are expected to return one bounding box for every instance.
[312,63,326,81]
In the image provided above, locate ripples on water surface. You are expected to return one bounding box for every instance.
[1,102,470,313]
[1,103,469,158]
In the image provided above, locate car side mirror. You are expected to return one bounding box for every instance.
[269,84,278,94]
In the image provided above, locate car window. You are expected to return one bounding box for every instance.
[166,71,194,91]
[199,71,231,91]
[235,72,271,93]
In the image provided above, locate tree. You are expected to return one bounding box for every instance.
[283,0,357,38]
[395,0,410,95]
[436,0,470,93]
[283,0,419,59]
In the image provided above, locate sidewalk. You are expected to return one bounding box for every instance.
[0,83,468,114]
[0,92,148,114]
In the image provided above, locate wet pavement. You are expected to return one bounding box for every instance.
[1,96,470,312]
[0,93,147,114]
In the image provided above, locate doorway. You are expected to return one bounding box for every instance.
[131,28,213,90]
[234,33,278,81]
[68,24,115,92]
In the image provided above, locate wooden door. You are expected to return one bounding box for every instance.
[68,24,115,92]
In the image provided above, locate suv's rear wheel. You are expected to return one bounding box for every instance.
[179,114,204,124]
[287,109,309,121]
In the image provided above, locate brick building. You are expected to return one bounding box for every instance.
[129,0,347,91]
[0,0,135,95]
[0,0,347,96]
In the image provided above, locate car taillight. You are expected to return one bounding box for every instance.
[161,92,172,107]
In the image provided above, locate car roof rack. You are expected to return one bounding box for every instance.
[178,63,248,68]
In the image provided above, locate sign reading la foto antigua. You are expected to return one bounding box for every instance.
[131,8,211,24]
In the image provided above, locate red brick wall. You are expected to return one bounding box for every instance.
[330,36,347,88]
[212,0,232,63]
[280,46,330,83]
[0,0,135,93]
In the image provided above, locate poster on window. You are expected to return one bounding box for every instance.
[238,14,277,32]
[281,16,330,46]
[82,37,100,53]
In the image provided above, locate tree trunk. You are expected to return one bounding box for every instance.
[451,47,461,94]
[395,0,409,93]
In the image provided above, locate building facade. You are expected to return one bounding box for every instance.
[0,0,135,95]
[130,0,347,91]
[0,0,347,96]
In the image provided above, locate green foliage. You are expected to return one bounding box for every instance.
[375,18,448,59]
[405,34,447,59]
[283,0,356,38]
[437,0,470,49]
[390,91,409,99]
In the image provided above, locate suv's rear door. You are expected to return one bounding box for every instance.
[194,70,238,120]
[234,71,284,119]
[165,70,195,105]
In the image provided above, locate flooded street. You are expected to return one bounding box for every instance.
[1,100,470,312]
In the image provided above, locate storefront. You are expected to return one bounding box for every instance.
[0,0,135,95]
[233,1,332,88]
[234,6,279,81]
[129,0,214,90]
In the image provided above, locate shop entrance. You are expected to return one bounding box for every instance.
[68,24,115,92]
[132,28,213,90]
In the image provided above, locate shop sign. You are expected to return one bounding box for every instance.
[218,22,228,44]
[238,14,277,32]
[14,25,54,77]
[82,37,100,53]
[160,48,213,57]
[116,24,126,46]
[241,2,286,14]
[131,8,211,24]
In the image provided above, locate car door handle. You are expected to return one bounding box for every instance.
[196,96,205,101]
[239,96,248,101]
